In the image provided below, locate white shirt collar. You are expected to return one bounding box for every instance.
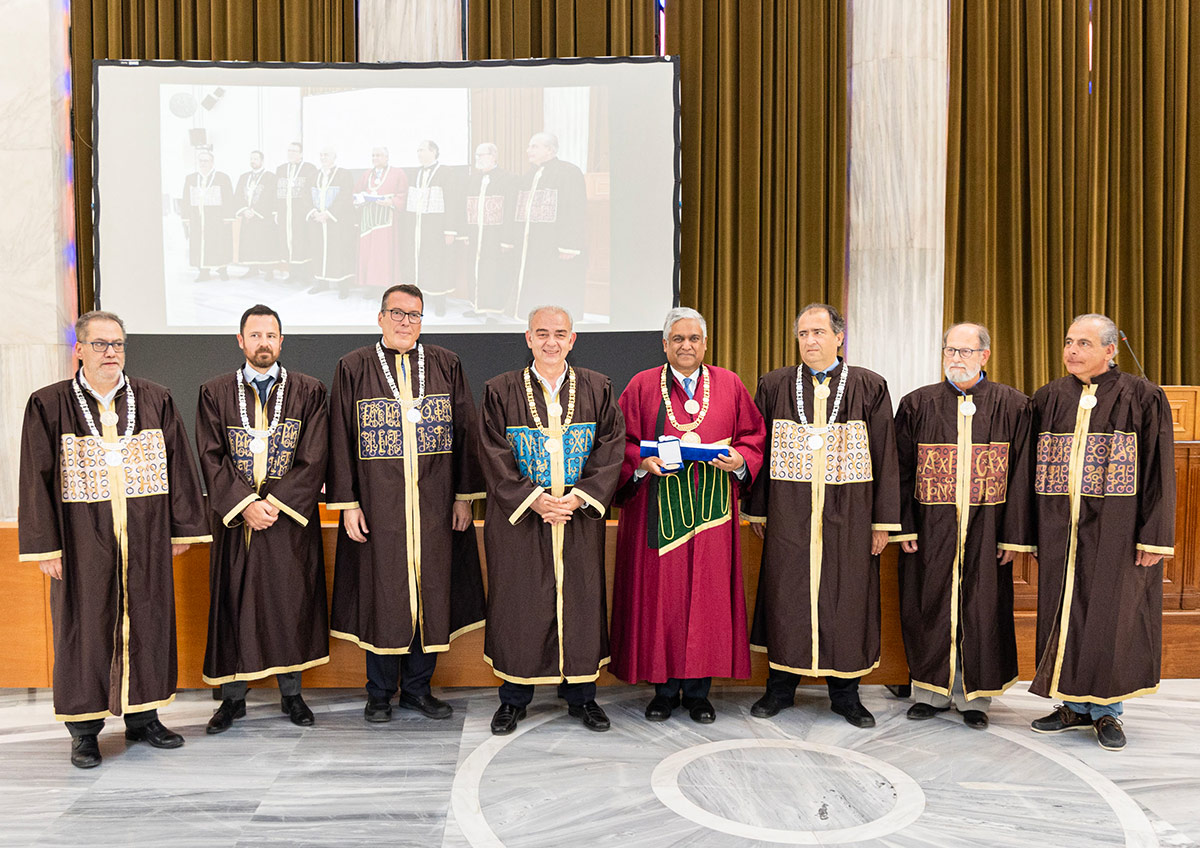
[78,370,125,407]
[531,362,568,398]
[669,365,700,388]
[243,361,280,385]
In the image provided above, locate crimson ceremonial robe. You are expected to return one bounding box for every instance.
[196,368,330,685]
[355,166,408,288]
[893,378,1032,700]
[1028,367,1175,704]
[610,365,765,684]
[18,377,210,720]
[744,363,901,677]
[479,366,625,683]
[328,343,486,655]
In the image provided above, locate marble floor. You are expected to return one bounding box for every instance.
[1,681,1197,847]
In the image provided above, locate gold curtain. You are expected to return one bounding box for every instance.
[467,0,657,59]
[946,0,1199,392]
[70,0,356,310]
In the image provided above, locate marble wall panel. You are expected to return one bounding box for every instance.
[0,342,73,520]
[358,0,463,63]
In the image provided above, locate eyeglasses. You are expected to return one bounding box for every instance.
[384,309,423,324]
[942,346,983,358]
[87,340,126,352]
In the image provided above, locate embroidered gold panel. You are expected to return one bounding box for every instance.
[59,430,169,503]
[769,420,873,484]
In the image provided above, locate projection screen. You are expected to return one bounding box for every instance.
[92,57,679,335]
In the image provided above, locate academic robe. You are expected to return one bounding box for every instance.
[275,160,318,266]
[404,163,456,297]
[232,169,279,265]
[307,166,356,285]
[355,166,408,288]
[507,158,587,320]
[455,167,517,314]
[479,366,625,683]
[893,377,1032,700]
[181,170,234,270]
[18,376,211,720]
[1028,366,1175,704]
[610,365,765,684]
[328,343,486,654]
[744,363,901,677]
[196,368,330,685]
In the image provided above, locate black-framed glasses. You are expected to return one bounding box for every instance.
[88,340,126,352]
[942,346,982,358]
[384,309,423,324]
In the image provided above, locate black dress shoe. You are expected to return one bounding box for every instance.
[490,704,526,735]
[70,734,101,769]
[906,702,949,721]
[831,701,876,728]
[206,698,246,734]
[750,692,792,718]
[125,719,185,748]
[397,691,453,719]
[568,700,611,732]
[645,693,681,721]
[683,696,716,724]
[1093,715,1126,751]
[961,710,989,730]
[364,695,393,723]
[1031,704,1092,733]
[281,694,315,727]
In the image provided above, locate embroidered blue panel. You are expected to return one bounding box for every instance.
[506,422,596,488]
[356,394,453,460]
[226,418,302,484]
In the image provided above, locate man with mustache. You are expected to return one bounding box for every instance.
[195,304,331,733]
[892,323,1032,730]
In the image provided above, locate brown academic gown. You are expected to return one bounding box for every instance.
[196,368,330,685]
[479,366,625,684]
[893,378,1032,700]
[1029,366,1175,704]
[18,376,211,720]
[744,363,901,677]
[328,343,486,654]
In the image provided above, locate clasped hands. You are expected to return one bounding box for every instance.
[532,492,584,525]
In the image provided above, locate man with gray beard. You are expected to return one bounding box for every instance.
[891,323,1033,729]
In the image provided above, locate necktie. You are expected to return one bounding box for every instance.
[253,376,272,407]
[683,376,694,398]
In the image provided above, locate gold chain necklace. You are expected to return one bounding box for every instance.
[523,366,576,453]
[660,364,710,443]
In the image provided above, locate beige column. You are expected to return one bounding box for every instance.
[846,0,949,406]
[358,0,463,62]
[0,0,77,521]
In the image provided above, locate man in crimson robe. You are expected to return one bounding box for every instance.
[195,304,329,733]
[744,303,901,728]
[354,146,408,292]
[893,322,1032,730]
[1028,313,1175,751]
[18,311,210,768]
[610,307,765,724]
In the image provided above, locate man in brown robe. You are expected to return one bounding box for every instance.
[18,310,210,768]
[195,304,330,733]
[479,305,625,735]
[893,323,1032,730]
[744,303,901,728]
[328,284,486,723]
[1028,313,1175,751]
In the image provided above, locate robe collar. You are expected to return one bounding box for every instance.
[1072,362,1121,387]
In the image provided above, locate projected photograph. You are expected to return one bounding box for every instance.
[157,83,611,329]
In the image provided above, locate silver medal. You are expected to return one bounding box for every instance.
[407,407,423,423]
[99,411,119,427]
[547,402,563,418]
[960,401,977,416]
[807,434,825,451]
[249,437,267,454]
[683,398,701,415]
[544,437,561,453]
[105,449,123,466]
[1080,394,1098,410]
[813,384,831,400]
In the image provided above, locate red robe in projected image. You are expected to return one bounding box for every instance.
[355,166,408,288]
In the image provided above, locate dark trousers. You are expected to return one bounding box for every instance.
[221,671,302,701]
[66,708,157,738]
[655,677,712,701]
[499,680,596,708]
[766,668,860,709]
[365,624,438,700]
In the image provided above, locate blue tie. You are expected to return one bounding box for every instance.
[683,376,694,398]
[253,376,272,407]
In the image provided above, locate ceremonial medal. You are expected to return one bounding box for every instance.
[661,365,711,435]
[407,407,423,423]
[813,384,831,400]
[524,367,577,433]
[236,367,288,456]
[807,434,825,451]
[960,401,977,416]
[99,410,119,427]
[105,449,123,466]
[544,437,562,453]
[249,437,267,454]
[1080,394,1097,409]
[72,374,136,464]
[681,432,702,444]
[547,402,563,418]
[683,398,701,415]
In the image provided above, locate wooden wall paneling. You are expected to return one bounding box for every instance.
[1011,552,1039,612]
[1164,386,1198,441]
[1179,444,1200,611]
[0,524,52,686]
